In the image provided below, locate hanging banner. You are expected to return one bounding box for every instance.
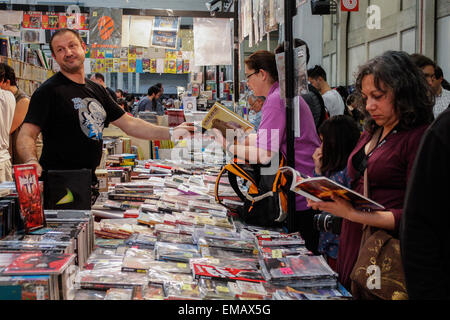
[89,8,122,49]
[193,18,232,66]
[129,16,153,48]
[151,16,180,49]
[341,0,359,12]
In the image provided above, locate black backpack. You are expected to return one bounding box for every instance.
[214,157,294,228]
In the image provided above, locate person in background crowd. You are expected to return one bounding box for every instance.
[154,83,165,115]
[247,94,265,131]
[117,98,132,116]
[308,65,345,117]
[307,51,434,293]
[434,66,450,113]
[335,85,349,107]
[215,50,321,254]
[0,63,41,164]
[16,29,194,202]
[401,104,450,300]
[137,86,163,114]
[115,89,125,100]
[0,77,16,182]
[275,39,328,130]
[436,66,450,91]
[344,93,364,129]
[312,115,361,271]
[90,73,118,102]
[410,54,449,118]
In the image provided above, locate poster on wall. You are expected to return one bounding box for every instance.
[0,11,22,37]
[89,8,123,49]
[151,16,180,49]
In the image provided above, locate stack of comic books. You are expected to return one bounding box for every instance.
[259,255,338,289]
[0,251,76,300]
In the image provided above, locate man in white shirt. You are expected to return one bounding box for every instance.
[433,66,450,117]
[307,65,345,117]
[0,88,16,182]
[411,54,450,118]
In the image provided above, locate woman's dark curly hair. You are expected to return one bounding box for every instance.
[354,50,434,133]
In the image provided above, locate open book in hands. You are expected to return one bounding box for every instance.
[201,102,255,140]
[280,167,385,211]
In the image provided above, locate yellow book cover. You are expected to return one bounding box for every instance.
[128,58,136,73]
[150,59,157,73]
[120,58,128,73]
[95,59,105,72]
[167,59,177,74]
[201,102,254,137]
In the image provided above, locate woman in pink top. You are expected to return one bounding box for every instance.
[307,51,435,295]
[216,50,321,253]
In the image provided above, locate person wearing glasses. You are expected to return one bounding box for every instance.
[215,50,321,254]
[306,51,434,294]
[410,54,450,118]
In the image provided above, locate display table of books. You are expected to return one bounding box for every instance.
[0,155,351,300]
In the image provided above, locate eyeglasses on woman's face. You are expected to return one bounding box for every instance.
[245,70,259,80]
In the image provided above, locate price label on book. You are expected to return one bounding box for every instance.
[217,285,229,293]
[272,249,283,259]
[280,267,294,275]
[182,283,193,292]
[177,263,187,269]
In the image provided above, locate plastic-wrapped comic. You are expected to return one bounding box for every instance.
[75,270,148,290]
[125,233,157,249]
[104,288,134,300]
[258,246,313,259]
[147,269,194,286]
[165,281,202,300]
[73,289,107,300]
[121,248,155,273]
[200,247,259,263]
[259,255,337,288]
[191,259,265,283]
[157,232,194,245]
[147,260,191,274]
[155,242,201,263]
[255,232,305,248]
[142,283,165,300]
[198,278,236,300]
[197,237,257,254]
[137,211,164,226]
[228,280,271,300]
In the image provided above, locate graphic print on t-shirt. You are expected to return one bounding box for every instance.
[72,97,107,140]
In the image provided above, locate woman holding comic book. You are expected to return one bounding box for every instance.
[306,51,434,298]
[214,50,321,254]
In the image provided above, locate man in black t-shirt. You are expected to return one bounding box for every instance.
[16,29,194,185]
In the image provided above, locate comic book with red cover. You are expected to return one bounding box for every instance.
[2,252,75,275]
[192,263,265,283]
[13,164,45,232]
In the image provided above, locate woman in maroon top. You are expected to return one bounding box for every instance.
[307,51,435,292]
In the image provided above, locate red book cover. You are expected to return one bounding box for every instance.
[13,164,45,232]
[22,11,42,29]
[193,263,265,283]
[41,12,60,29]
[3,252,75,275]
